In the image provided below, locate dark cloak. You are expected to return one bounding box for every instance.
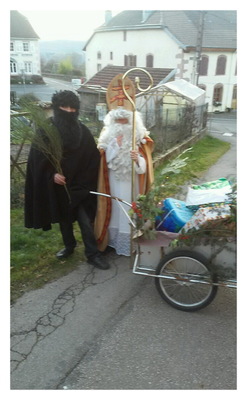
[24,118,100,231]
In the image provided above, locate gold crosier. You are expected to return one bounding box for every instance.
[121,68,153,260]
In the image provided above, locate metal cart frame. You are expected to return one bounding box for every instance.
[91,191,236,312]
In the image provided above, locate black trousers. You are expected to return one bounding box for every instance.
[59,203,99,259]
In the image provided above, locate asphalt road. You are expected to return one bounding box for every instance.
[207,111,237,136]
[10,250,237,391]
[11,77,78,103]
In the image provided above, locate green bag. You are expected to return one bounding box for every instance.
[186,178,232,207]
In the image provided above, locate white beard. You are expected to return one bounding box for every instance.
[101,123,133,180]
[98,109,149,180]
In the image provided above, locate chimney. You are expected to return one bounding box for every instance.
[142,10,152,22]
[105,10,112,24]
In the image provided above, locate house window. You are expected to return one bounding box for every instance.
[146,54,153,68]
[97,64,102,72]
[24,62,32,73]
[124,54,136,67]
[10,42,14,51]
[213,84,223,103]
[216,55,226,75]
[199,55,208,76]
[23,42,29,52]
[123,31,127,41]
[110,52,113,60]
[97,51,101,60]
[10,60,17,73]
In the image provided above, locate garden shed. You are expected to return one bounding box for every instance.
[136,79,206,129]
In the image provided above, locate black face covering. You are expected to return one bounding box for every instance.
[53,108,82,151]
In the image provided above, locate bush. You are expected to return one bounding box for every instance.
[11,75,23,84]
[18,93,40,106]
[30,74,45,84]
[10,75,45,84]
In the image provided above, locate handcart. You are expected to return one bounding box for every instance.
[133,231,236,312]
[92,68,236,312]
[91,191,237,312]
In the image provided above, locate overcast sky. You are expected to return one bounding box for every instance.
[9,1,239,42]
[19,10,122,42]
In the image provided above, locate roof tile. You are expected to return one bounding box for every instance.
[81,65,174,93]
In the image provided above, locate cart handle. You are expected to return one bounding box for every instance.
[90,191,132,208]
[90,191,136,228]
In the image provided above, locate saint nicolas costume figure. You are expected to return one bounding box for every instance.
[94,75,154,256]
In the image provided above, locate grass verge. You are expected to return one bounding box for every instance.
[154,135,231,197]
[11,135,231,303]
[11,213,85,303]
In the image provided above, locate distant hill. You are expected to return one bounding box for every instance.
[39,40,86,63]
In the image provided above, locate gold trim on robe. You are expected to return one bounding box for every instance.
[94,137,154,251]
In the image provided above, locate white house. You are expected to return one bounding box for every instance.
[83,10,237,112]
[10,10,41,80]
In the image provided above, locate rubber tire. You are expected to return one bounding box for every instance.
[155,250,218,312]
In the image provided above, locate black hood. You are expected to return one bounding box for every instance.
[51,90,80,111]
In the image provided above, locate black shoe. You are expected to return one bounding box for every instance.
[87,254,110,270]
[56,247,75,259]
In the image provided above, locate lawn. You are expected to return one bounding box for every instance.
[11,211,85,303]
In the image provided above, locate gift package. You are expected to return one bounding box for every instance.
[185,178,232,209]
[155,198,195,233]
[155,178,232,233]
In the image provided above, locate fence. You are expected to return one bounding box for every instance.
[146,103,208,153]
[79,102,208,154]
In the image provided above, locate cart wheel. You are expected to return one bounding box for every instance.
[155,250,218,312]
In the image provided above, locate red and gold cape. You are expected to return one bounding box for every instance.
[94,136,154,251]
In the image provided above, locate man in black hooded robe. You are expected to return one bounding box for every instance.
[24,90,110,270]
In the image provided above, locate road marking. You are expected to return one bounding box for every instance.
[209,131,235,136]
